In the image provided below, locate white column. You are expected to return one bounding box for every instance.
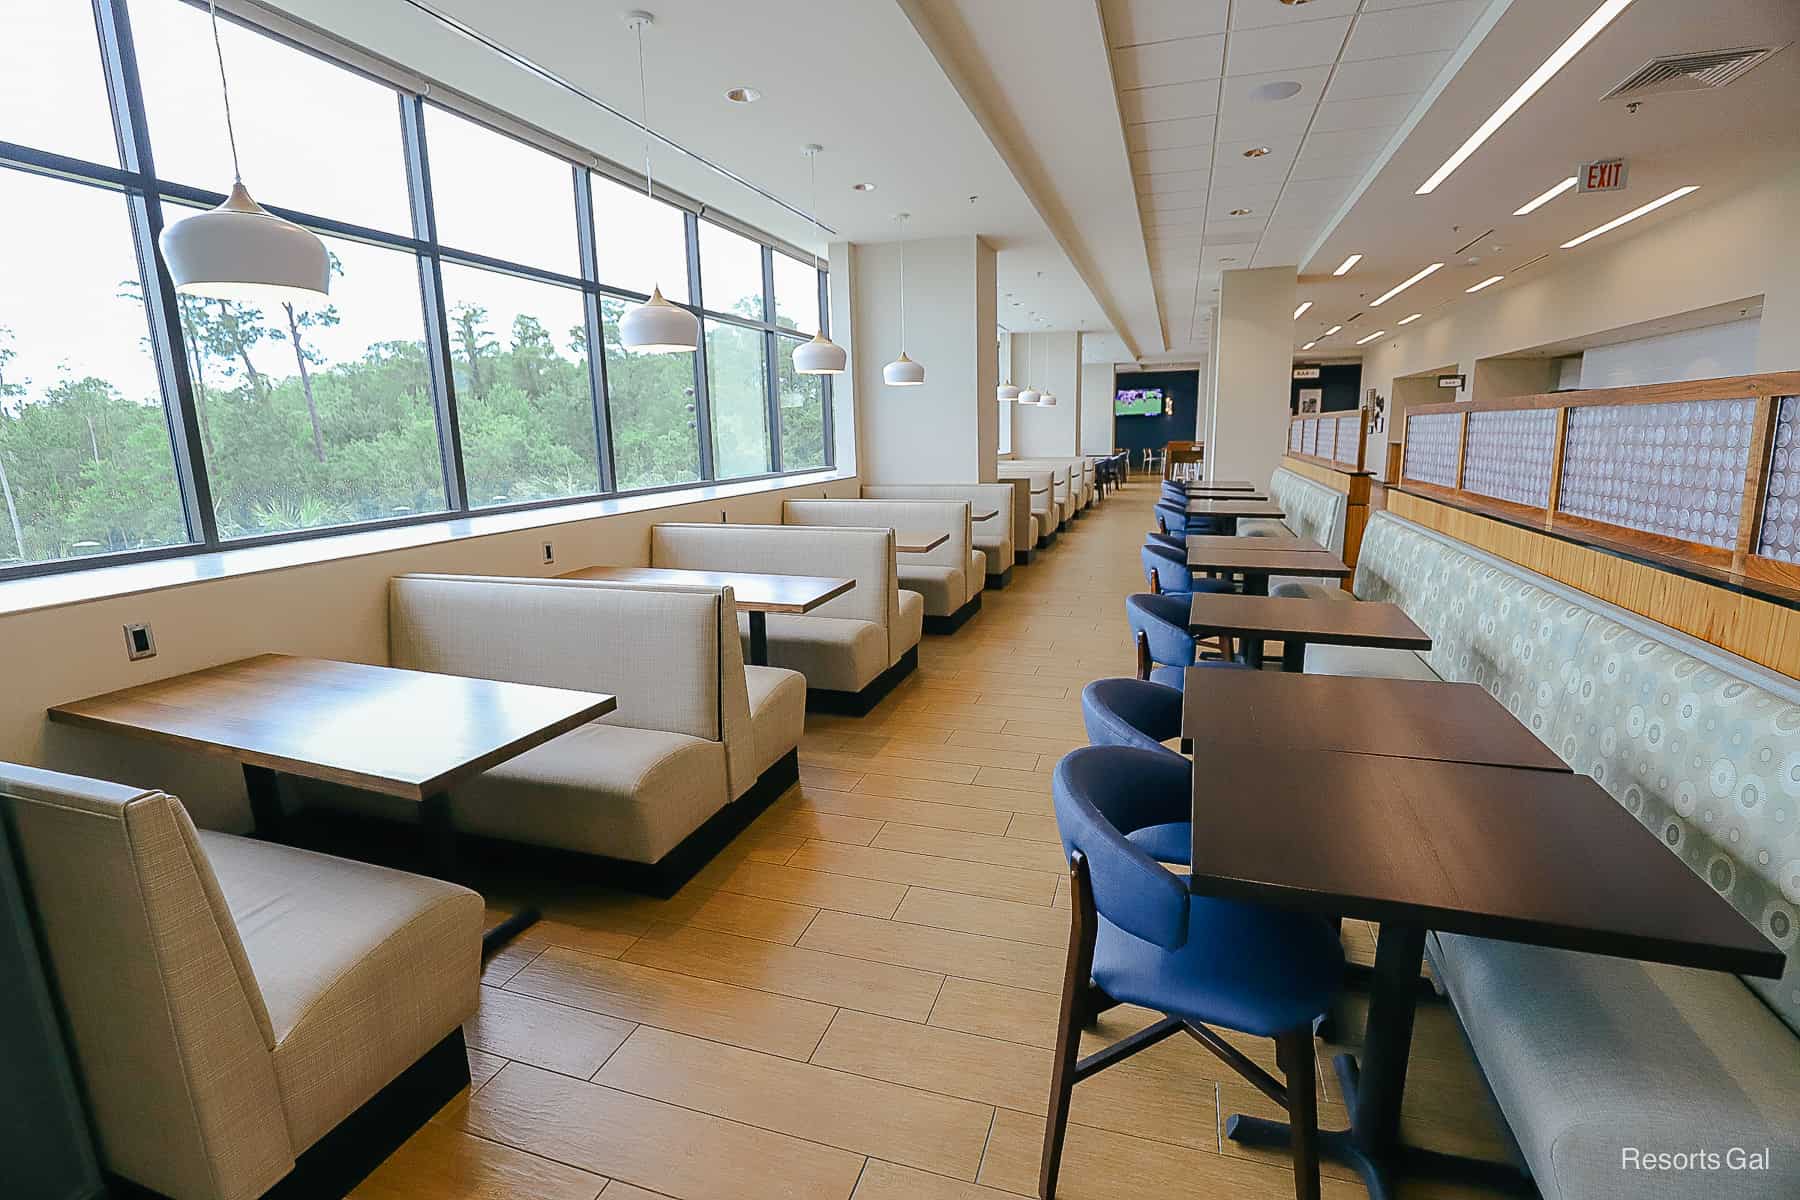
[1080,353,1116,453]
[1212,267,1295,486]
[846,235,997,483]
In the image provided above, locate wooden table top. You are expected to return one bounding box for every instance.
[1185,489,1269,501]
[1183,479,1256,491]
[1189,748,1784,978]
[47,654,617,801]
[1185,499,1285,518]
[1184,594,1430,649]
[897,531,950,553]
[1183,544,1351,578]
[558,564,854,613]
[972,509,1000,522]
[1185,533,1324,554]
[1179,671,1571,771]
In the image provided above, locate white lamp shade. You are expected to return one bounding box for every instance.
[1017,388,1041,405]
[159,182,329,304]
[1040,391,1058,406]
[997,383,1020,401]
[619,285,699,352]
[883,351,925,386]
[793,331,847,374]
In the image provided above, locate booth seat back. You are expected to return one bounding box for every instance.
[861,483,1016,568]
[652,522,904,661]
[1,764,292,1200]
[995,465,1054,520]
[1008,460,1071,511]
[1353,511,1800,1035]
[783,499,971,575]
[1267,467,1348,556]
[391,574,755,798]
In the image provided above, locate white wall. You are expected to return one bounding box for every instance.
[1362,164,1800,442]
[1080,359,1115,453]
[1576,318,1761,389]
[1011,332,1081,456]
[1211,268,1296,486]
[848,236,997,482]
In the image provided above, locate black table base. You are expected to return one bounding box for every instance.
[1224,924,1531,1199]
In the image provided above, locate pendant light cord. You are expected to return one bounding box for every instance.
[897,213,907,352]
[208,0,242,183]
[808,152,821,275]
[634,22,652,201]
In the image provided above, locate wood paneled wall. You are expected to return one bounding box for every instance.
[1281,456,1373,594]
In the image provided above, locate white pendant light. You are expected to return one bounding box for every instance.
[883,212,924,386]
[158,0,328,303]
[997,382,1019,402]
[793,145,847,375]
[618,12,697,354]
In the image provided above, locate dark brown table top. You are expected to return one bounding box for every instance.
[1179,671,1573,771]
[1184,594,1430,650]
[896,531,950,553]
[559,564,853,613]
[1183,545,1351,578]
[1186,533,1324,554]
[1184,479,1256,491]
[972,509,1000,522]
[48,654,617,801]
[1188,747,1784,978]
[1186,499,1285,518]
[1186,490,1270,502]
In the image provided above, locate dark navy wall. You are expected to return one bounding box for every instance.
[1290,362,1362,413]
[1111,369,1199,459]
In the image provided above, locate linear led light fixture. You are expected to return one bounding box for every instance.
[1300,340,1317,350]
[1355,329,1387,345]
[1465,274,1504,293]
[1370,262,1442,306]
[1561,186,1699,248]
[1514,176,1577,215]
[1322,324,1343,337]
[1397,313,1422,325]
[1416,0,1639,195]
[1294,301,1313,319]
[1331,253,1362,276]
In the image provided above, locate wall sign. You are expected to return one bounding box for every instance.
[1437,374,1466,390]
[1578,158,1628,192]
[1292,366,1321,380]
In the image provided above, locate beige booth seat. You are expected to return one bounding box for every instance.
[782,498,982,631]
[860,482,1020,587]
[381,575,758,886]
[1,763,481,1200]
[653,522,922,713]
[995,464,1056,546]
[1012,457,1090,514]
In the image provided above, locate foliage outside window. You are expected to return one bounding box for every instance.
[705,321,772,480]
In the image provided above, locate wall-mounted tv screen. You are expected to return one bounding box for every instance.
[1115,388,1165,417]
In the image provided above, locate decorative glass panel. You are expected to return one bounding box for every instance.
[1463,407,1557,508]
[1288,421,1302,452]
[1756,395,1798,562]
[1305,418,1319,456]
[1402,412,1462,487]
[1319,415,1337,461]
[1335,414,1360,466]
[1558,398,1753,549]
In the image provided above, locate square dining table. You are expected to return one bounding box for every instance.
[1183,540,1351,598]
[1186,592,1431,672]
[1189,745,1783,1200]
[48,653,618,952]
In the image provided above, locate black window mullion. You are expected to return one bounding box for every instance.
[98,0,218,548]
[399,94,468,513]
[762,247,781,473]
[573,169,615,494]
[686,210,715,480]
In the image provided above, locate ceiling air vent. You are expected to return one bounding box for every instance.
[1601,45,1783,101]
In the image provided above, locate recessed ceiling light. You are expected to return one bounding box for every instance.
[1465,274,1504,293]
[1513,176,1577,216]
[1416,0,1639,194]
[1331,253,1362,276]
[1243,146,1272,158]
[1251,82,1304,102]
[1293,301,1313,320]
[1561,185,1699,248]
[1370,262,1443,306]
[852,181,877,192]
[1229,208,1253,216]
[1355,329,1387,345]
[724,86,763,104]
[1300,340,1317,350]
[1322,325,1343,336]
[1397,313,1422,325]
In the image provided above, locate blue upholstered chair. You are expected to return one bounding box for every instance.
[1080,678,1190,865]
[1144,529,1184,554]
[1155,500,1224,539]
[1140,541,1236,598]
[1127,593,1249,687]
[1042,746,1343,1200]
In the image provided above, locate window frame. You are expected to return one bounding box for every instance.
[0,0,834,583]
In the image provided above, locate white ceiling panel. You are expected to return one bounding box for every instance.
[1140,191,1210,213]
[1209,181,1285,214]
[1131,144,1214,172]
[1311,92,1421,133]
[1112,36,1226,89]
[1343,0,1486,61]
[1324,49,1452,100]
[1229,0,1363,30]
[1224,17,1352,76]
[1304,123,1400,158]
[1127,116,1218,151]
[1101,0,1228,48]
[1119,80,1221,124]
[1214,65,1332,138]
[1136,169,1211,193]
[1291,144,1379,181]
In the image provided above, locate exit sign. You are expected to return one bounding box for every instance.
[1579,158,1628,192]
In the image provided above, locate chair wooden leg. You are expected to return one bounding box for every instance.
[1041,852,1098,1199]
[1276,1028,1322,1200]
[1135,630,1151,682]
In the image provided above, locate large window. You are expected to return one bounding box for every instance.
[0,0,831,582]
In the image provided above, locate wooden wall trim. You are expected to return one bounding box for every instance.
[1388,490,1800,676]
[1282,455,1371,593]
